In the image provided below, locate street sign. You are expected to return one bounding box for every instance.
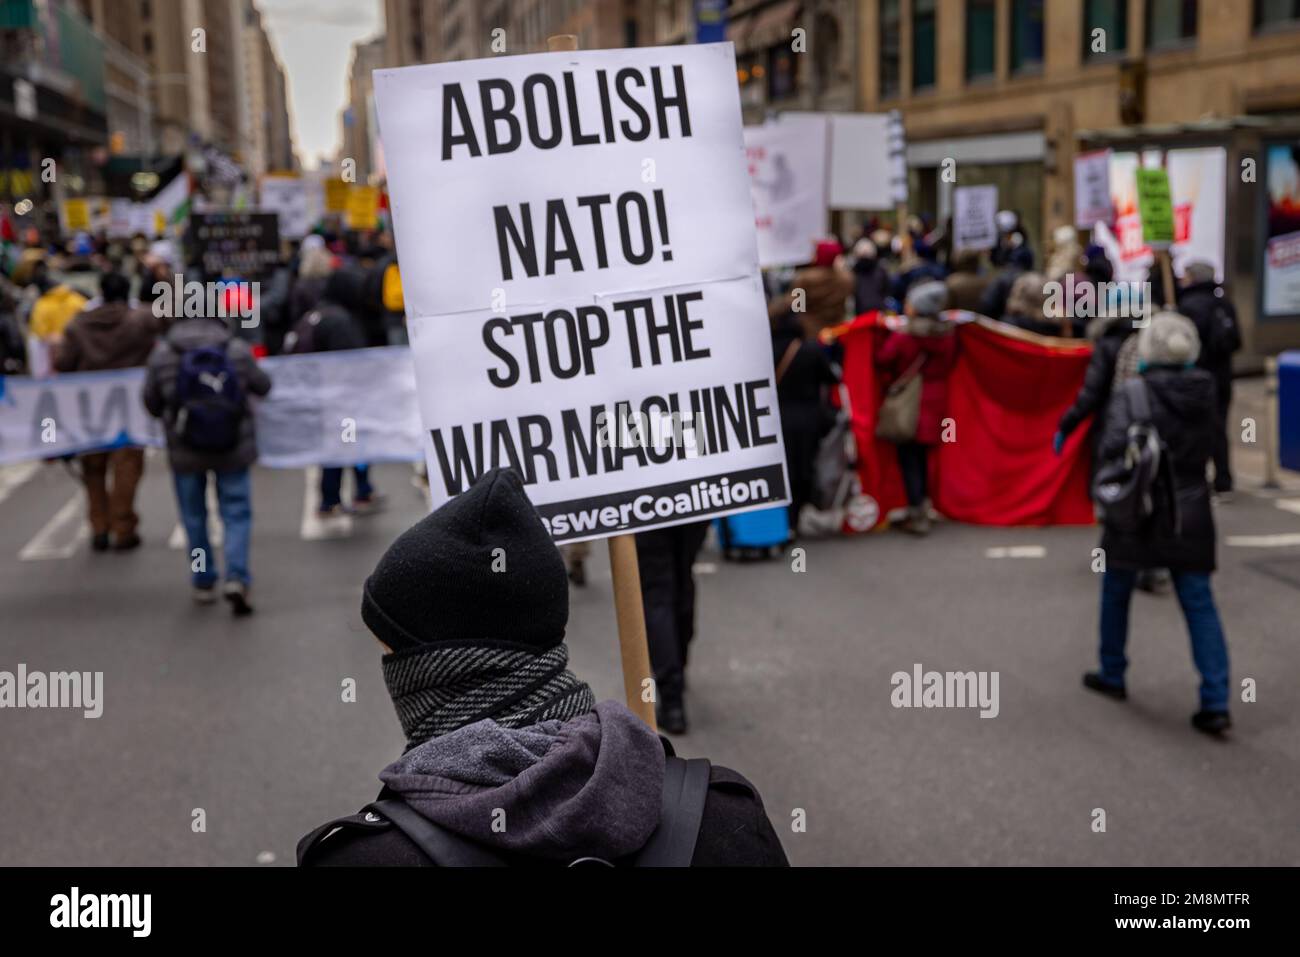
[375,42,789,542]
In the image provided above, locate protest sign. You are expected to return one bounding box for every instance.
[60,198,91,232]
[345,184,380,231]
[744,116,828,268]
[1073,149,1112,229]
[188,212,281,278]
[952,184,999,251]
[1135,167,1175,248]
[324,178,350,213]
[260,174,324,239]
[782,113,895,210]
[375,42,788,542]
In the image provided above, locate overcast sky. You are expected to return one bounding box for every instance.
[260,0,382,170]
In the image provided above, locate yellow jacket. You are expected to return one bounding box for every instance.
[29,286,88,341]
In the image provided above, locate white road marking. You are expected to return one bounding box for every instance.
[300,466,352,540]
[1226,533,1300,548]
[693,562,718,575]
[19,494,89,561]
[985,545,1046,559]
[0,461,41,505]
[1275,499,1300,517]
[168,480,224,549]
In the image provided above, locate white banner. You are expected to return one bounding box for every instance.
[1073,149,1112,230]
[0,348,422,468]
[744,116,828,268]
[952,184,999,251]
[376,43,788,541]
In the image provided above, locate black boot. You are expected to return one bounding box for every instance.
[1082,671,1127,700]
[657,696,687,735]
[91,533,110,553]
[1191,710,1231,735]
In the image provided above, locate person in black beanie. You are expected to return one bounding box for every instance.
[299,468,789,867]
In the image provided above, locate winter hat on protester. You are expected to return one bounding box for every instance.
[1138,310,1200,367]
[813,239,843,269]
[362,469,593,747]
[906,279,948,318]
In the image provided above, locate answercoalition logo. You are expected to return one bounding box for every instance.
[50,888,150,937]
[0,664,102,718]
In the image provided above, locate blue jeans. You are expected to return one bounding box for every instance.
[320,465,373,510]
[173,469,253,587]
[1098,569,1231,711]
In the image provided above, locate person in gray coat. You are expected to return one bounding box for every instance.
[143,315,271,615]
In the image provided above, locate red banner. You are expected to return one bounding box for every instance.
[837,313,1096,528]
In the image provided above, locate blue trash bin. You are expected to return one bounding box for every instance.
[1280,351,1300,472]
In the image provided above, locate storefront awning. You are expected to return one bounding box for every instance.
[733,0,803,54]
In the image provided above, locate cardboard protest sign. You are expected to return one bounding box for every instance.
[324,178,350,213]
[188,212,281,278]
[375,43,789,542]
[60,198,91,232]
[260,174,324,239]
[952,184,998,251]
[345,184,380,231]
[1135,167,1174,248]
[744,116,828,268]
[1073,149,1112,229]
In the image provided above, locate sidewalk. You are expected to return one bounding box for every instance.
[1229,375,1300,493]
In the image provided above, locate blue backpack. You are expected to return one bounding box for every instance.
[173,342,245,452]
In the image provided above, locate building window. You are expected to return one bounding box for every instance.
[913,0,937,90]
[880,0,901,98]
[738,54,765,108]
[966,0,996,80]
[1010,0,1045,72]
[1147,0,1196,47]
[1256,0,1300,29]
[1083,0,1128,60]
[142,32,153,54]
[141,0,150,18]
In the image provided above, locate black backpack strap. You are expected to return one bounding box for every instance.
[1125,377,1152,424]
[634,756,711,867]
[367,799,508,867]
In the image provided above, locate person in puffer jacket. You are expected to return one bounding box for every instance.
[1082,312,1232,737]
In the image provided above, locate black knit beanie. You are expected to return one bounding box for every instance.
[361,468,568,652]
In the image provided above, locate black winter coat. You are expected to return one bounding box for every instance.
[1098,366,1217,573]
[1058,317,1137,438]
[301,762,790,867]
[1176,281,1240,392]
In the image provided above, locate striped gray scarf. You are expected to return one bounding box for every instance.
[382,643,595,747]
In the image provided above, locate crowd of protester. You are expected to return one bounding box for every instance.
[763,210,1242,738]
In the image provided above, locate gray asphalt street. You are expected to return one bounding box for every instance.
[2,394,1298,866]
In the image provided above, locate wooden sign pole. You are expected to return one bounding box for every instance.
[547,32,658,731]
[1159,248,1176,310]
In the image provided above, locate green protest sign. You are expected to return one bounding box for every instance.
[1135,168,1174,247]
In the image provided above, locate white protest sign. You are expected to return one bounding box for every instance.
[952,184,999,251]
[744,116,828,268]
[785,112,894,210]
[259,174,324,239]
[375,43,789,542]
[1073,149,1112,229]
